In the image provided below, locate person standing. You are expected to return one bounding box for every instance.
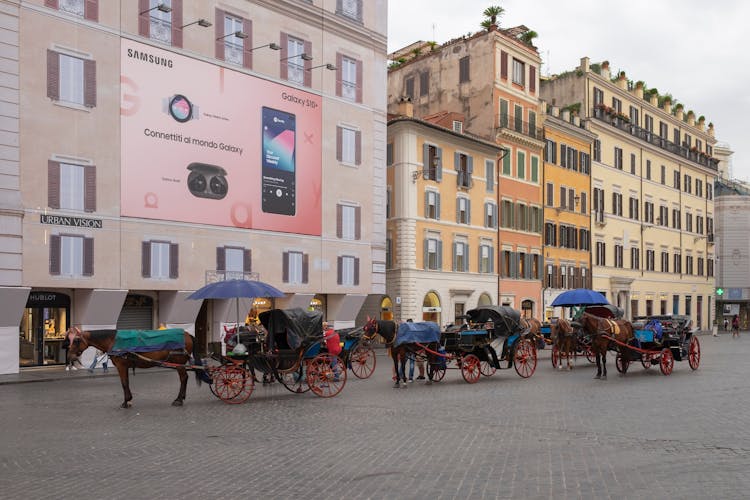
[723,318,729,331]
[732,314,740,338]
[87,348,109,373]
[322,321,342,379]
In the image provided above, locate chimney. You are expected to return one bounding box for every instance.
[687,111,695,126]
[662,98,671,113]
[617,71,627,90]
[600,60,610,80]
[397,96,414,117]
[697,116,706,131]
[580,57,590,73]
[561,109,570,122]
[550,106,560,117]
[632,81,643,100]
[649,93,658,106]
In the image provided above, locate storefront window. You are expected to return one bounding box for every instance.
[19,291,70,367]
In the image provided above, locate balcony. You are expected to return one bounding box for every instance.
[591,107,719,170]
[498,113,544,142]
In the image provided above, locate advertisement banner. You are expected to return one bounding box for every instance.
[120,39,322,235]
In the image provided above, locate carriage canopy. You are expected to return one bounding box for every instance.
[258,308,323,351]
[465,306,523,337]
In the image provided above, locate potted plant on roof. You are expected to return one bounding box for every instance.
[481,5,504,30]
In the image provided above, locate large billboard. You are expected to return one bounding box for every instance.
[120,39,322,235]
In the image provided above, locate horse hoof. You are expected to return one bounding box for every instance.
[120,402,131,409]
[172,400,184,407]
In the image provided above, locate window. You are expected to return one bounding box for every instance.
[386,237,392,269]
[139,0,179,46]
[336,0,362,21]
[423,144,441,181]
[512,58,525,85]
[47,50,96,108]
[593,187,605,219]
[685,255,694,275]
[285,35,306,84]
[545,222,556,246]
[645,160,651,180]
[218,12,251,67]
[661,251,669,273]
[419,71,429,97]
[673,253,682,274]
[595,241,606,266]
[142,240,178,279]
[459,56,470,83]
[629,106,639,126]
[673,170,681,189]
[216,246,251,278]
[614,147,623,170]
[531,157,539,183]
[485,160,494,192]
[611,97,621,113]
[559,186,568,210]
[501,200,514,228]
[336,126,361,165]
[484,202,497,228]
[516,203,528,231]
[611,192,623,216]
[455,153,472,188]
[580,192,587,215]
[517,151,525,180]
[338,55,360,102]
[579,152,590,175]
[283,251,308,283]
[630,153,636,175]
[593,87,603,106]
[479,244,493,273]
[644,201,654,224]
[697,257,704,276]
[514,105,523,133]
[425,191,440,219]
[546,182,554,207]
[456,197,470,224]
[646,249,655,271]
[337,204,361,240]
[628,197,639,220]
[452,121,463,133]
[502,149,511,175]
[404,76,414,101]
[424,238,442,270]
[672,208,681,229]
[685,213,693,233]
[50,0,98,20]
[545,139,557,164]
[453,241,469,272]
[337,255,359,285]
[49,234,93,276]
[593,140,601,162]
[631,247,640,270]
[579,228,590,251]
[696,179,703,198]
[48,160,96,212]
[661,165,666,185]
[614,244,623,268]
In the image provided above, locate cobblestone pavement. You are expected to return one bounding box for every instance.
[1,334,748,500]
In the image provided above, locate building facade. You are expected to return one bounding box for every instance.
[386,103,503,326]
[387,26,544,317]
[541,58,719,328]
[0,0,387,374]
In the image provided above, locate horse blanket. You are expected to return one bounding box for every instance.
[394,322,440,347]
[110,329,186,354]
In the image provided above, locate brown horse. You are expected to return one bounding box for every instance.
[363,318,439,388]
[551,318,576,370]
[521,317,544,348]
[66,327,203,408]
[578,312,634,379]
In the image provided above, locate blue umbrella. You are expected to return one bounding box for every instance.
[550,288,610,307]
[187,279,285,300]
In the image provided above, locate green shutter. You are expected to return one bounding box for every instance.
[531,156,539,182]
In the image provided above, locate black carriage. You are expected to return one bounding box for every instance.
[335,326,377,379]
[433,306,538,383]
[615,314,701,375]
[206,308,347,403]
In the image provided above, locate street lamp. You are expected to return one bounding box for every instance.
[250,42,282,52]
[140,3,171,15]
[181,19,212,29]
[216,31,248,41]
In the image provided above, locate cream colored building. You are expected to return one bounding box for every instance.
[386,103,504,326]
[0,0,386,374]
[541,58,719,328]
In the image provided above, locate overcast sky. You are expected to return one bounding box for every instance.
[388,0,749,181]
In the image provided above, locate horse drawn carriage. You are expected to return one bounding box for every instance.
[613,314,701,375]
[433,306,538,383]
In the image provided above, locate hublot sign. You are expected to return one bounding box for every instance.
[40,214,103,229]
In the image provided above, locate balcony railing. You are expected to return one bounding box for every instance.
[498,113,544,141]
[591,107,719,170]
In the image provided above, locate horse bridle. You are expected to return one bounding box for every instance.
[67,326,89,356]
[364,320,395,346]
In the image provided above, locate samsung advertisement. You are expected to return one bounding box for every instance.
[120,39,322,235]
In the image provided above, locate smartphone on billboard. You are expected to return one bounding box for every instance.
[261,106,296,216]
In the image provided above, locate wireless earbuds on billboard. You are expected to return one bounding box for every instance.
[187,163,228,200]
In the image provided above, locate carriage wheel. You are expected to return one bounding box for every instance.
[688,336,701,370]
[306,354,347,398]
[551,346,560,369]
[615,353,630,374]
[480,360,496,377]
[213,365,254,404]
[279,361,311,394]
[659,348,674,376]
[349,344,377,379]
[460,354,481,383]
[584,344,596,364]
[514,339,537,378]
[428,363,446,382]
[202,357,224,398]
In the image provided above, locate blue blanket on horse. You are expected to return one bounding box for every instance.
[395,322,440,347]
[110,329,185,355]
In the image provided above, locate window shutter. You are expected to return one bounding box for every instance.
[455,198,460,224]
[437,241,442,269]
[169,243,179,279]
[171,0,183,48]
[355,59,363,103]
[422,143,429,174]
[478,246,482,272]
[279,32,288,79]
[423,239,428,270]
[138,0,150,37]
[45,0,58,8]
[435,147,443,181]
[465,243,470,272]
[552,265,558,288]
[49,234,61,275]
[302,254,308,283]
[141,241,151,278]
[243,249,252,273]
[530,65,536,93]
[467,199,471,224]
[424,191,429,217]
[84,165,96,212]
[242,19,253,68]
[337,256,343,284]
[467,155,473,174]
[335,53,343,97]
[215,9,225,60]
[48,160,60,209]
[454,152,460,172]
[452,242,457,271]
[83,237,94,276]
[282,252,289,282]
[436,193,440,220]
[83,59,96,108]
[500,51,507,80]
[336,126,342,161]
[216,247,226,270]
[484,202,489,227]
[47,50,59,101]
[84,0,98,21]
[355,130,362,165]
[303,40,312,87]
[336,204,343,238]
[355,206,361,240]
[525,254,531,279]
[354,258,360,285]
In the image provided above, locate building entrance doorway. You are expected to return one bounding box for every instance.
[19,291,70,367]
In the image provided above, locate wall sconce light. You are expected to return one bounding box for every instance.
[140,3,171,15]
[181,19,212,29]
[307,63,337,71]
[280,52,313,62]
[574,195,581,206]
[250,42,281,52]
[216,31,248,41]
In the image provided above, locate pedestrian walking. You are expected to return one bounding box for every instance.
[732,315,740,338]
[87,348,109,373]
[723,318,729,331]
